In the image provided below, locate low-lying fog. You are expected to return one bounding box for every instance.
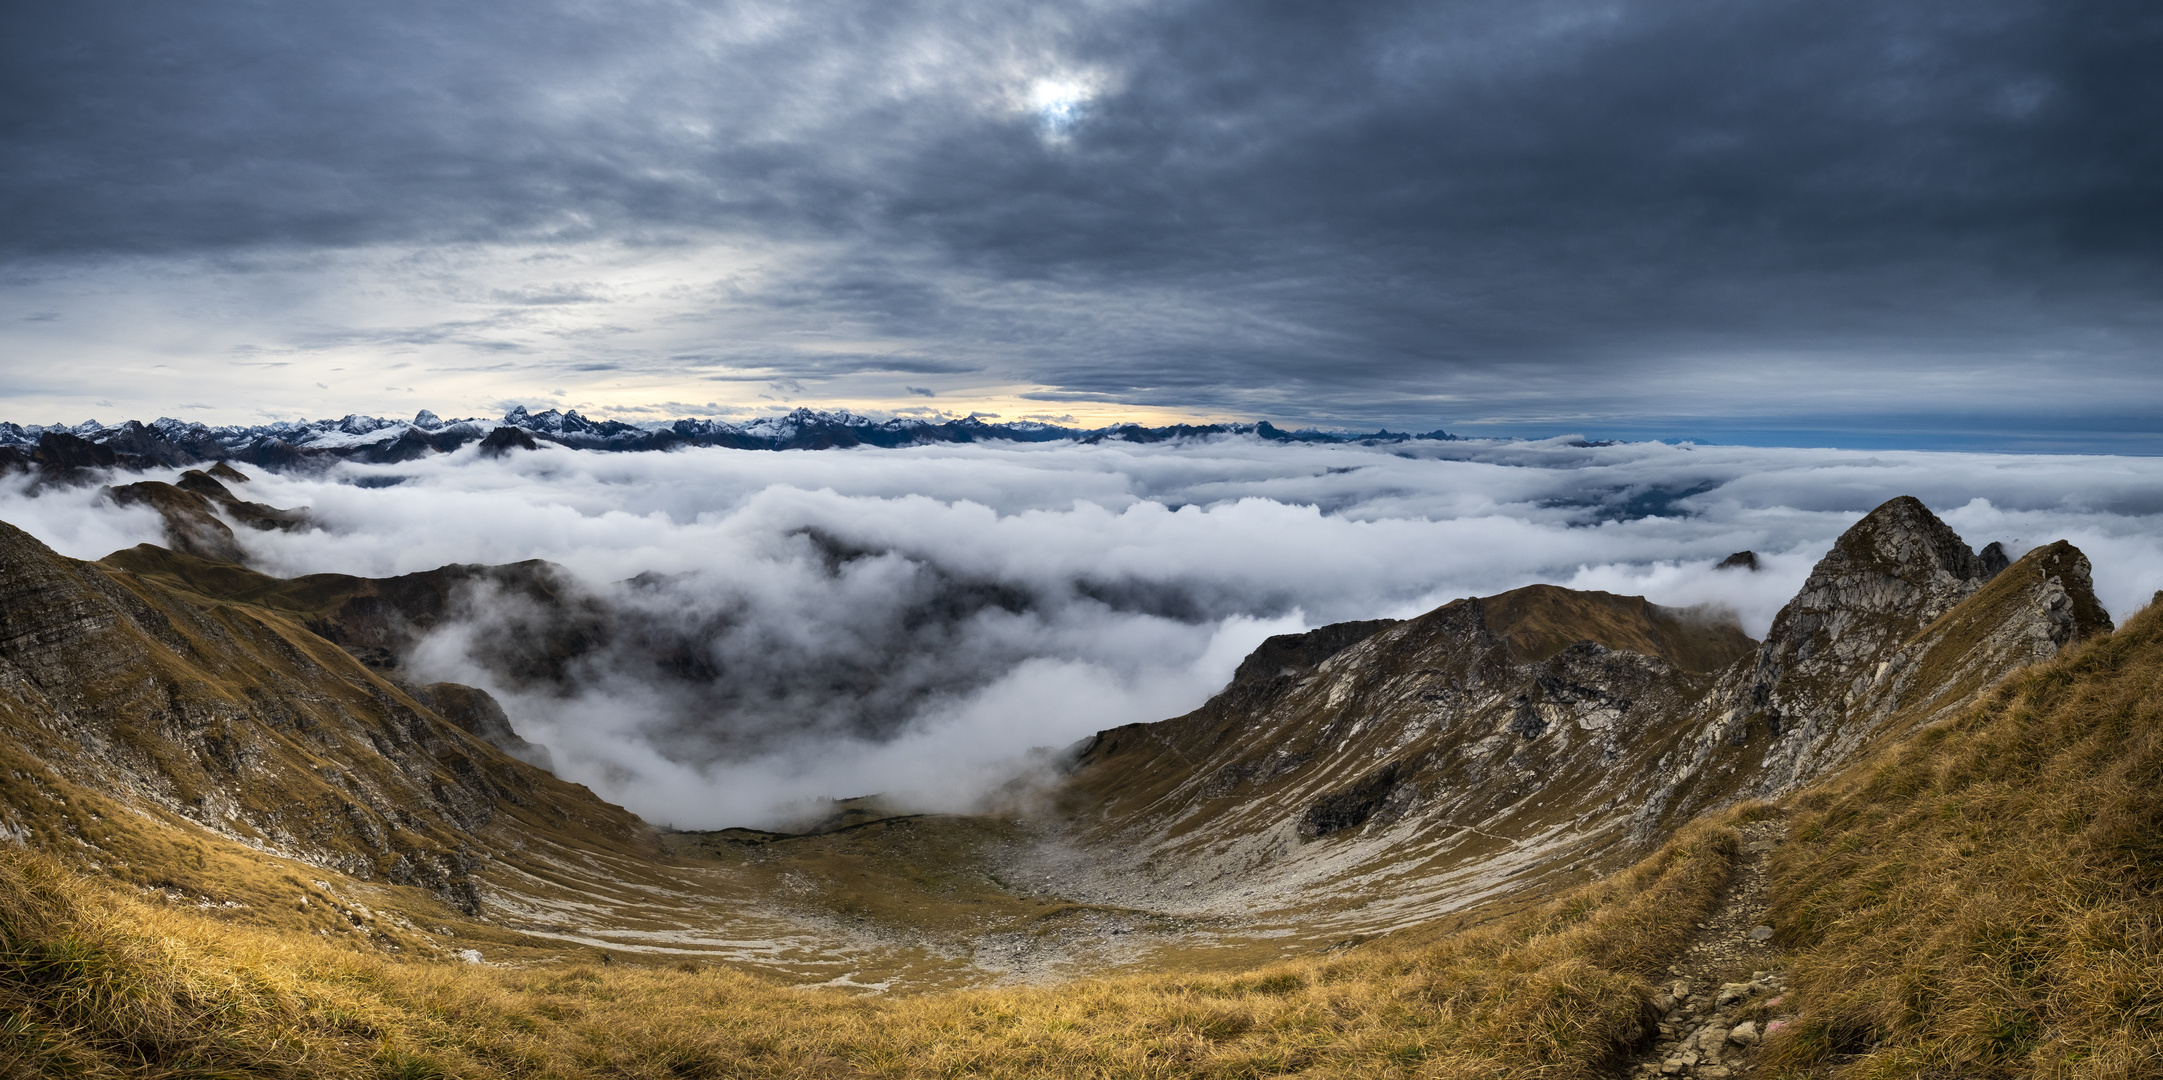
[9,436,2162,828]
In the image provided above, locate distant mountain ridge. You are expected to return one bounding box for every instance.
[0,408,1457,471]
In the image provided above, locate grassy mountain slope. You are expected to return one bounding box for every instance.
[99,541,594,678]
[0,496,2153,1076]
[15,526,1317,987]
[1482,584,1755,672]
[1759,596,2163,1078]
[0,519,648,902]
[0,514,692,981]
[1053,585,1746,931]
[6,586,2156,1078]
[0,810,1748,1080]
[1043,500,2104,949]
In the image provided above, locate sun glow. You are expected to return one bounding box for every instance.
[1026,76,1098,137]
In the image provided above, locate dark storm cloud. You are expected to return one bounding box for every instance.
[3,0,2160,433]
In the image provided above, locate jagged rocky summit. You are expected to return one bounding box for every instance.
[0,409,1456,473]
[1044,496,2112,925]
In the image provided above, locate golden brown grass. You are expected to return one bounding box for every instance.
[32,533,2163,1077]
[1482,584,1756,673]
[1760,601,2163,1080]
[0,815,1742,1079]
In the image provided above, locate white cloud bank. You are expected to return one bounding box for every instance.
[6,436,2161,828]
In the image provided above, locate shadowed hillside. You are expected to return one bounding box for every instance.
[0,519,649,908]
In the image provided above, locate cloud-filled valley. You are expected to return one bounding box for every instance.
[7,436,2161,828]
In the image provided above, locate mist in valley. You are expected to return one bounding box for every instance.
[8,435,2162,829]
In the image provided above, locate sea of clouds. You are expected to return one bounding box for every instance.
[7,435,2161,829]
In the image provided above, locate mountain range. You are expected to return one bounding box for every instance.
[0,409,1458,472]
[0,466,2149,1079]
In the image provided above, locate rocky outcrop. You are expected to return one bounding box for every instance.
[1979,540,2012,579]
[409,681,555,771]
[1053,496,2111,928]
[1297,760,1408,839]
[105,481,247,562]
[477,425,541,456]
[1720,495,1994,738]
[1715,551,1760,572]
[1230,620,1400,686]
[101,464,308,566]
[1636,502,2112,833]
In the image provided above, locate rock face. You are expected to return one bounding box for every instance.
[1721,495,1996,743]
[1979,540,2012,578]
[0,521,649,912]
[1638,501,2112,831]
[1051,497,2111,926]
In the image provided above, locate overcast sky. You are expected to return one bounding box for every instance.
[2,0,2159,448]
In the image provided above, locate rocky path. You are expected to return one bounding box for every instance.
[1622,818,1800,1078]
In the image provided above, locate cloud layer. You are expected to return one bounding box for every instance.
[8,437,2160,827]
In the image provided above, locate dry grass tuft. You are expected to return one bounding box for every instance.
[0,818,1742,1078]
[0,850,328,1078]
[1760,601,2163,1080]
